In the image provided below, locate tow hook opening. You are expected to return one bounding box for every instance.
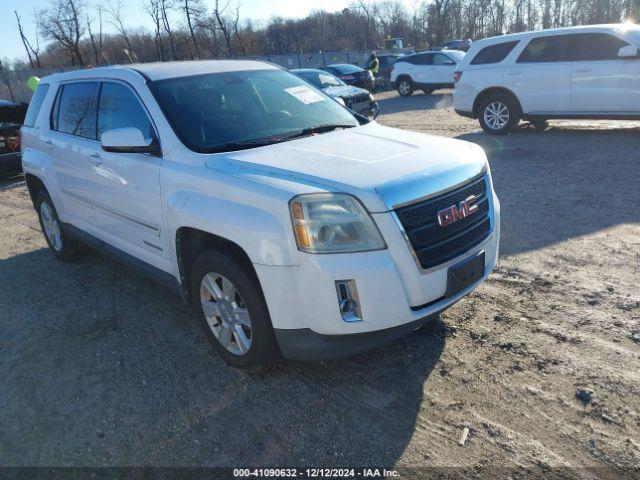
[335,280,362,323]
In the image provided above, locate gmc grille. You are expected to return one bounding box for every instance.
[394,174,491,270]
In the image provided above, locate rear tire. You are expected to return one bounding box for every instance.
[35,191,81,262]
[478,93,521,135]
[397,78,413,97]
[190,250,279,370]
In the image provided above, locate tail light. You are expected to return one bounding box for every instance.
[454,71,462,83]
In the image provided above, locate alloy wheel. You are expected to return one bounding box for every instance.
[398,81,411,95]
[483,101,510,130]
[40,201,63,252]
[200,272,253,356]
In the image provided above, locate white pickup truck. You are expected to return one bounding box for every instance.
[21,60,500,369]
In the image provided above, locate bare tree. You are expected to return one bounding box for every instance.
[105,0,135,57]
[182,0,206,58]
[212,0,234,57]
[40,0,86,66]
[145,0,166,61]
[160,0,178,60]
[14,10,42,68]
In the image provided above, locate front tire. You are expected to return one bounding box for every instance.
[190,250,279,370]
[35,191,81,261]
[397,78,413,97]
[478,94,521,135]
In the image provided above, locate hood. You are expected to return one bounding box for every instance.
[205,122,487,212]
[323,85,369,99]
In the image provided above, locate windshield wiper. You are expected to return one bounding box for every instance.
[280,123,357,141]
[202,138,280,154]
[202,124,357,153]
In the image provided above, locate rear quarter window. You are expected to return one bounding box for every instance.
[23,84,50,127]
[471,41,520,65]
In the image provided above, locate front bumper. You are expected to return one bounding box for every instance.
[256,190,500,360]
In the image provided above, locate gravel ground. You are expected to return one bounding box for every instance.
[0,90,639,476]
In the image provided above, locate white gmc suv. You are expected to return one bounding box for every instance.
[21,60,500,369]
[391,50,466,97]
[453,24,640,134]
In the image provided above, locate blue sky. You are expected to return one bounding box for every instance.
[2,0,367,62]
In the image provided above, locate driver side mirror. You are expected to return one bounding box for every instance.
[617,45,639,58]
[101,127,161,156]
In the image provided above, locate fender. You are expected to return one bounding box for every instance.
[166,189,299,267]
[21,142,64,212]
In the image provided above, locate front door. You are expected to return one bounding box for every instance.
[571,32,640,113]
[431,53,457,84]
[88,81,170,273]
[504,34,575,113]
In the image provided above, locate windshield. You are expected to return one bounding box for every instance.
[151,69,358,153]
[445,50,466,62]
[298,71,345,88]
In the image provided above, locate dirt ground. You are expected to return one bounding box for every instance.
[0,89,639,476]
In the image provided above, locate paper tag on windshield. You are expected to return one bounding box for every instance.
[285,85,325,105]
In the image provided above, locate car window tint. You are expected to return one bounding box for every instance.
[54,82,99,139]
[471,41,519,65]
[411,54,433,65]
[98,82,154,140]
[575,33,630,61]
[517,35,576,63]
[24,84,50,127]
[433,53,454,65]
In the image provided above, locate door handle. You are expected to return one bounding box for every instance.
[89,153,103,165]
[42,139,54,149]
[576,68,592,73]
[507,71,522,76]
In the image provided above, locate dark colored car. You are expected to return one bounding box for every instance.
[292,69,379,118]
[0,99,26,179]
[320,64,375,90]
[441,39,473,52]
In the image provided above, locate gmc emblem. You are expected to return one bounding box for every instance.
[437,195,479,227]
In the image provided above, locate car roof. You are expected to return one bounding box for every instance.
[42,59,280,83]
[473,23,637,46]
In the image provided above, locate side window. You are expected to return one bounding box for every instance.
[53,82,100,139]
[411,54,433,65]
[24,84,50,127]
[471,41,520,65]
[517,35,577,63]
[433,53,455,65]
[575,33,630,61]
[97,82,154,140]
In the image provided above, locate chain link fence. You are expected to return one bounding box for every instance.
[0,51,376,104]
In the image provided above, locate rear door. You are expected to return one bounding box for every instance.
[571,32,640,112]
[48,81,102,227]
[505,34,576,113]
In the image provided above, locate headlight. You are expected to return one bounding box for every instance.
[290,193,386,253]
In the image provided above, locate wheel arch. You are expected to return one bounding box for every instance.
[24,173,49,207]
[473,87,522,118]
[175,227,259,304]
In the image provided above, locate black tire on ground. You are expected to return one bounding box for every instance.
[190,250,279,370]
[397,78,413,97]
[478,93,521,135]
[35,190,81,262]
[423,89,434,95]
